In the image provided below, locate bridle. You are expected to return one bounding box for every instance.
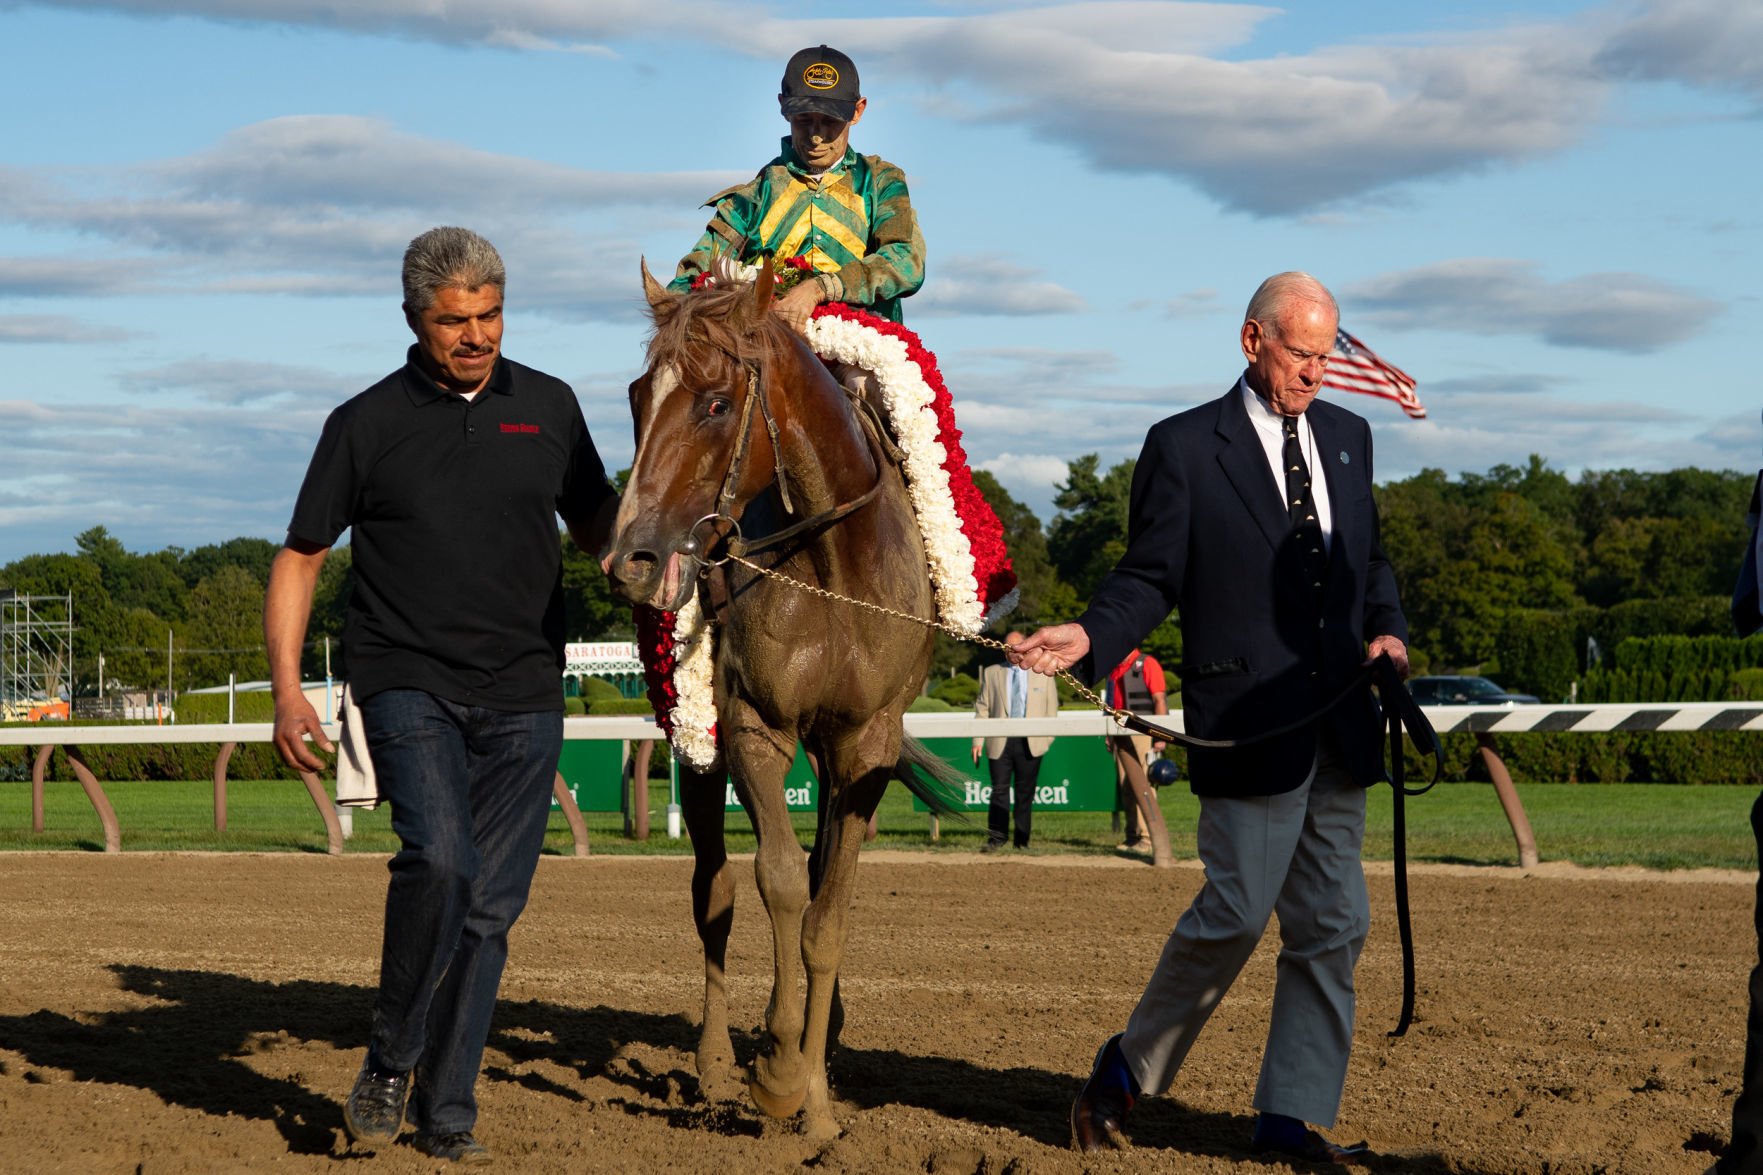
[689,358,891,564]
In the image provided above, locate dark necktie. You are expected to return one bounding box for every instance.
[1281,416,1327,601]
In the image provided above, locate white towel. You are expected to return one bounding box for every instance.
[334,683,381,809]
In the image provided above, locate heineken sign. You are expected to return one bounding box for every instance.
[715,736,1124,814]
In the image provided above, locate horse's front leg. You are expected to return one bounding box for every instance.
[796,741,895,1143]
[680,762,740,1097]
[724,711,812,1120]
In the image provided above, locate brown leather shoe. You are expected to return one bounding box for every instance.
[1070,1034,1137,1152]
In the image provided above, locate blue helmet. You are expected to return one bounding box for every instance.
[1148,757,1181,787]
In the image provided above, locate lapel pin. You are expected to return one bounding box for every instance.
[1339,451,1350,465]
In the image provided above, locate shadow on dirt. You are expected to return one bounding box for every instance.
[0,964,1490,1170]
[822,1045,1496,1172]
[0,965,363,1155]
[0,964,707,1155]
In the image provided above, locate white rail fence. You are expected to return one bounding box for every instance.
[5,704,1760,863]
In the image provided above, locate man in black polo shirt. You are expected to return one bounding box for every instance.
[264,226,616,1165]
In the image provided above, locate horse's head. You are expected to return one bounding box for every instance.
[605,257,793,610]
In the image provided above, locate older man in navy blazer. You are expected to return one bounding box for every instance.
[1012,271,1409,1165]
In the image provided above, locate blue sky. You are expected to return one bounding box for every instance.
[2,0,1759,563]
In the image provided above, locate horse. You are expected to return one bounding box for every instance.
[606,258,959,1141]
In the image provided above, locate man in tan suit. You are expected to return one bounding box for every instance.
[972,632,1060,850]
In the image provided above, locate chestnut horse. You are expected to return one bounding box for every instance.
[606,260,958,1141]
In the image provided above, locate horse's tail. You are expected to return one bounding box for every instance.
[893,735,968,819]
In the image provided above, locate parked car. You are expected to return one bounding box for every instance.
[1406,675,1540,706]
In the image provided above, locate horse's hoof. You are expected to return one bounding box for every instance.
[748,1075,808,1119]
[800,1111,842,1145]
[694,1060,743,1103]
[691,1037,740,1100]
[695,1034,735,1080]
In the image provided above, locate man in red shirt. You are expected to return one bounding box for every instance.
[1103,650,1169,855]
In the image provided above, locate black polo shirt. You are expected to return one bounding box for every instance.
[289,348,616,711]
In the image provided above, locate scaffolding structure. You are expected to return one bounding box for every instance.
[0,590,75,720]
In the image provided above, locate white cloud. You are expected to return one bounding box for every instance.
[0,117,732,321]
[0,314,135,343]
[0,253,161,297]
[978,451,1072,518]
[1424,373,1568,396]
[1596,0,1763,101]
[119,358,368,404]
[160,116,732,214]
[13,0,1664,214]
[0,396,329,554]
[1160,289,1222,318]
[1344,259,1720,353]
[772,8,1614,214]
[1371,412,1752,486]
[17,0,745,47]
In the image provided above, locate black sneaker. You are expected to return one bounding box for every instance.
[343,1056,410,1147]
[413,1131,493,1166]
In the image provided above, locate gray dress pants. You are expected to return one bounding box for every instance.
[1119,745,1369,1128]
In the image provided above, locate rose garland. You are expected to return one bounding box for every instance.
[804,304,1018,630]
[636,293,1018,772]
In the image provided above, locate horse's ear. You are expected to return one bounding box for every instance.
[640,256,677,320]
[751,254,777,319]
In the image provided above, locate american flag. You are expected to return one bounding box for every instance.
[1325,329,1426,419]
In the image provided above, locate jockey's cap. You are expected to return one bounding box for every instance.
[780,45,860,121]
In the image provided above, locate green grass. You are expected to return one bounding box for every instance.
[0,778,1756,871]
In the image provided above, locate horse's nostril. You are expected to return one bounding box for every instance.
[616,550,659,583]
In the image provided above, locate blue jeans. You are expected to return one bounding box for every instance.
[358,689,562,1136]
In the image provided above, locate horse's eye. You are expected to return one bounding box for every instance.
[707,398,731,418]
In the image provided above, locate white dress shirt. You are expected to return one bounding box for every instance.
[1239,377,1333,553]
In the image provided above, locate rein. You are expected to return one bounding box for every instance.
[703,360,891,561]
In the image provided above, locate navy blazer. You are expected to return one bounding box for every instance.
[1077,381,1408,797]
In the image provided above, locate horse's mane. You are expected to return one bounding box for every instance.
[645,284,800,391]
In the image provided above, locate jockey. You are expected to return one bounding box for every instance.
[639,45,1016,772]
[670,44,925,335]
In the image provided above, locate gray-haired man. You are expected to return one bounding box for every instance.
[265,226,617,1164]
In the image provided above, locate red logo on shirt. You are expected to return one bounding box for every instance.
[500,423,540,434]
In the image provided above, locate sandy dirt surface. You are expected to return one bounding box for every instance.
[0,850,1751,1173]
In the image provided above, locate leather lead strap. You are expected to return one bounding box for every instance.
[1389,697,1416,1036]
[1114,654,1440,1036]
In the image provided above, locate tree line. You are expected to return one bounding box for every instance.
[948,457,1755,702]
[1,457,1753,703]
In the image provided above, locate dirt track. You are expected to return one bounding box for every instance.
[0,851,1751,1173]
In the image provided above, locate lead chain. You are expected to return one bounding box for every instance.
[723,550,1136,729]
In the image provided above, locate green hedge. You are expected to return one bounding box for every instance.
[1730,668,1763,701]
[1492,610,1579,702]
[175,691,278,723]
[1401,731,1763,786]
[930,672,980,708]
[586,698,655,716]
[1,739,300,783]
[1579,635,1763,702]
[579,676,626,705]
